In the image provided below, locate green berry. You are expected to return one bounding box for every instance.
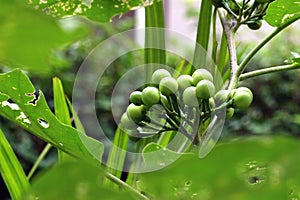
[142,87,160,106]
[214,89,230,105]
[232,87,253,110]
[126,103,145,123]
[129,91,143,105]
[159,77,178,96]
[192,69,213,85]
[247,20,262,30]
[151,69,171,84]
[226,108,235,119]
[119,113,137,130]
[177,75,193,90]
[196,80,215,99]
[183,87,198,107]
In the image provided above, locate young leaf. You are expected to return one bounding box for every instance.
[264,0,300,27]
[53,77,73,162]
[0,129,30,200]
[0,69,103,162]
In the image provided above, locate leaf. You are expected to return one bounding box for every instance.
[28,0,162,23]
[264,0,300,27]
[0,69,103,162]
[0,0,87,75]
[24,161,134,200]
[142,143,182,171]
[139,137,300,199]
[0,129,30,200]
[53,77,73,162]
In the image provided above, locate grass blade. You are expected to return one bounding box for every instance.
[53,77,73,162]
[0,129,30,200]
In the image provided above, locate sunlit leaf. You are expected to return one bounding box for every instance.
[0,69,103,162]
[139,137,300,199]
[0,0,87,75]
[28,0,162,23]
[264,0,300,27]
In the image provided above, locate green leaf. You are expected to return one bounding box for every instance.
[140,137,300,199]
[28,0,162,23]
[53,77,73,162]
[264,0,300,27]
[0,129,30,200]
[0,69,103,162]
[0,0,86,75]
[24,161,134,200]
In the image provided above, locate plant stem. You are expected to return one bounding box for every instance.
[193,0,212,68]
[27,143,52,180]
[240,64,300,81]
[105,172,151,200]
[145,1,166,82]
[218,11,239,90]
[238,17,300,76]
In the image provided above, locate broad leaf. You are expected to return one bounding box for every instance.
[24,161,134,200]
[140,137,300,199]
[0,0,86,75]
[28,0,161,23]
[0,69,103,162]
[265,0,300,27]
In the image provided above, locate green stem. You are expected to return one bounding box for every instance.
[193,0,212,68]
[105,172,150,200]
[145,1,166,82]
[27,143,52,180]
[218,11,239,90]
[238,17,300,76]
[240,64,300,81]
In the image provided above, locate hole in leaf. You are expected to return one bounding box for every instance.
[38,118,49,128]
[26,90,40,106]
[1,100,20,110]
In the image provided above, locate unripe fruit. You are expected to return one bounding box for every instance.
[214,89,230,105]
[177,75,193,90]
[247,20,262,30]
[183,87,198,107]
[151,69,171,84]
[119,113,137,130]
[142,87,160,106]
[126,103,145,123]
[196,80,215,99]
[232,87,253,110]
[129,91,143,105]
[226,108,234,119]
[159,77,178,96]
[192,69,214,85]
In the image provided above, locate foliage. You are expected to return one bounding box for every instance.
[0,0,300,199]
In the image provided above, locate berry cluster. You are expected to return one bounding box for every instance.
[119,68,253,142]
[212,0,275,30]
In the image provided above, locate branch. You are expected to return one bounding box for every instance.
[218,10,239,90]
[240,64,300,81]
[238,17,300,75]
